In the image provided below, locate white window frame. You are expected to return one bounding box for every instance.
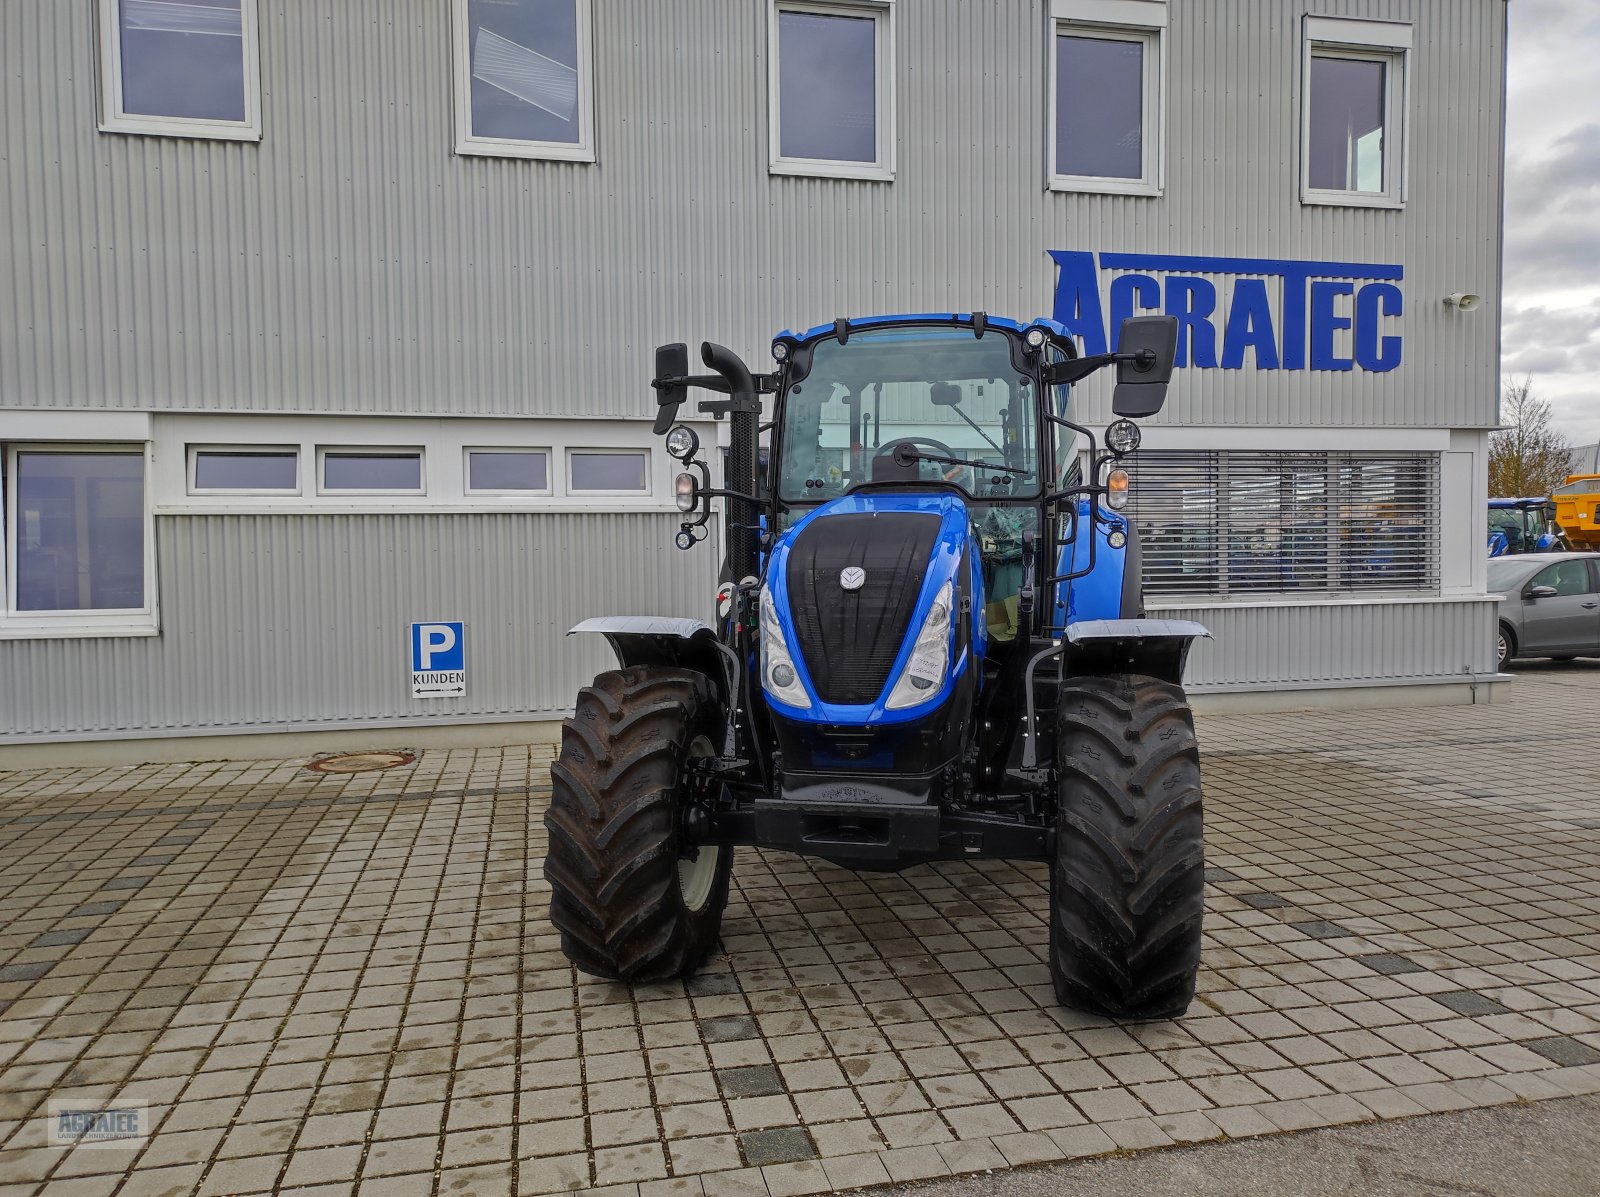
[1300,17,1410,210]
[568,449,651,496]
[1048,0,1165,196]
[1,441,160,640]
[317,447,427,497]
[187,444,300,496]
[768,0,897,182]
[463,447,553,496]
[451,0,597,163]
[96,0,263,141]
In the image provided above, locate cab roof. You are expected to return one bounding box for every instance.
[776,313,1068,344]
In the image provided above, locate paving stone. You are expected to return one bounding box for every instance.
[67,902,124,918]
[29,929,92,949]
[1523,1036,1600,1067]
[717,1065,784,1099]
[738,1127,816,1166]
[1240,893,1293,910]
[0,963,54,983]
[701,1017,759,1044]
[1353,954,1426,976]
[1431,991,1512,1017]
[1288,921,1356,940]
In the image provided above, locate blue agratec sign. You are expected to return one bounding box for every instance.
[1049,250,1403,373]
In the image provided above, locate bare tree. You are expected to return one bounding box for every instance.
[1489,377,1572,497]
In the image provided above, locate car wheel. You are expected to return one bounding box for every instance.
[1497,624,1515,672]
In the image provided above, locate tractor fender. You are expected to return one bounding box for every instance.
[567,617,737,709]
[1063,618,1211,687]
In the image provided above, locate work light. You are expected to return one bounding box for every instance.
[771,340,790,361]
[665,425,700,461]
[1024,326,1047,348]
[1105,418,1141,456]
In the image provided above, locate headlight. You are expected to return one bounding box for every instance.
[886,582,954,710]
[759,585,809,707]
[1106,468,1130,510]
[1105,418,1141,455]
[665,425,699,461]
[674,472,699,512]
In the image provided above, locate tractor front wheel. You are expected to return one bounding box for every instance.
[543,666,732,981]
[1051,674,1204,1020]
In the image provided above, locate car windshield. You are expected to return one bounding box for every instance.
[775,326,1040,503]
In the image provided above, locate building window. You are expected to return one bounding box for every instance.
[189,447,298,494]
[1125,450,1438,600]
[1302,17,1409,208]
[1049,1,1163,195]
[97,0,262,140]
[569,450,648,494]
[319,450,425,495]
[452,0,595,162]
[768,1,895,181]
[465,448,550,494]
[1,445,157,636]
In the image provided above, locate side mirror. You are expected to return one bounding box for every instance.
[930,381,962,407]
[652,343,690,435]
[1525,584,1559,600]
[1112,315,1178,418]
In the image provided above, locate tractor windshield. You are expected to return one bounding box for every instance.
[775,326,1041,504]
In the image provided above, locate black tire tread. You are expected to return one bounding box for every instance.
[543,666,731,982]
[1052,673,1204,1020]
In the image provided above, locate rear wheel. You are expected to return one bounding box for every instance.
[543,666,732,981]
[1051,674,1204,1020]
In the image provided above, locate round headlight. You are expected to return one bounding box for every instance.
[771,340,790,362]
[1105,418,1141,456]
[674,529,695,551]
[674,471,698,512]
[665,425,699,461]
[1024,327,1047,348]
[771,662,796,688]
[1106,468,1130,510]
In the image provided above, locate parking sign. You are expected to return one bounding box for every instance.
[411,621,466,698]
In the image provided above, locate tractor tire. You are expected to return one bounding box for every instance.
[543,666,733,982]
[1051,674,1204,1020]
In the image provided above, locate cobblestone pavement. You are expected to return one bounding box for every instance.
[1,668,1598,1197]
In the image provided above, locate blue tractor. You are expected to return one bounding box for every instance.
[1487,497,1565,556]
[545,312,1210,1019]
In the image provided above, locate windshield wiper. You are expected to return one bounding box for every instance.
[891,445,1037,479]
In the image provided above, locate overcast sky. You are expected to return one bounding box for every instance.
[1502,0,1600,449]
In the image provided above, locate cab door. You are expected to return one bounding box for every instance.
[1519,560,1600,653]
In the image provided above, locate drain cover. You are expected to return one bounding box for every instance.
[307,750,415,774]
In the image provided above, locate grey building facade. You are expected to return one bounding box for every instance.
[0,0,1508,754]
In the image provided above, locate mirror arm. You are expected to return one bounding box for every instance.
[1044,349,1159,387]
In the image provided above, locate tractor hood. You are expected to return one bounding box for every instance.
[761,491,982,725]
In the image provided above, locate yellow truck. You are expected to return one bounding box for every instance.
[1551,475,1600,551]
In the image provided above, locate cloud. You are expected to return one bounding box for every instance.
[1502,0,1600,443]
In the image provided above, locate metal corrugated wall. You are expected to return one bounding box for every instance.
[0,0,1503,429]
[1,513,716,738]
[1166,598,1498,690]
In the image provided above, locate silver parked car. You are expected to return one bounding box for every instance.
[1490,552,1600,670]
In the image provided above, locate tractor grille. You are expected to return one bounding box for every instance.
[786,512,940,705]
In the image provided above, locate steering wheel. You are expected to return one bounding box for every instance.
[875,436,964,484]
